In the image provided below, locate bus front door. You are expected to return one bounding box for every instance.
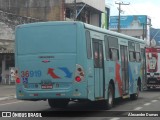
[120,45,129,95]
[93,40,104,98]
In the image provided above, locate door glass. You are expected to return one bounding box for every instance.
[99,43,103,68]
[93,42,99,68]
[121,45,129,93]
[93,40,104,68]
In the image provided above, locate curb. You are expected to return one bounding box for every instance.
[0,95,16,101]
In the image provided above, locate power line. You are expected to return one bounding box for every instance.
[74,0,77,21]
[115,1,130,32]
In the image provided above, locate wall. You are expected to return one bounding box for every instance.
[0,0,64,21]
[90,13,100,27]
[0,22,14,40]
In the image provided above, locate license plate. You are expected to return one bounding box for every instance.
[41,84,53,89]
[149,81,156,83]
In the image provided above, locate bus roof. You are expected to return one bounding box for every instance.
[16,21,145,44]
[16,21,84,30]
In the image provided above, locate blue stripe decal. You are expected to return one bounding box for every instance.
[59,67,72,78]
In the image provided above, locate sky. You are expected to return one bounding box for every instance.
[106,0,160,28]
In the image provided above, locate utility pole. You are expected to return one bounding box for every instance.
[74,0,77,21]
[115,2,130,33]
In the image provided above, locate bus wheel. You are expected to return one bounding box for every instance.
[130,85,139,100]
[48,99,69,108]
[138,79,141,91]
[105,84,114,110]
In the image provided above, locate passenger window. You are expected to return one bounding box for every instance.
[108,36,119,61]
[136,52,141,62]
[110,48,119,61]
[128,41,135,61]
[135,43,141,62]
[129,51,135,61]
[104,36,109,59]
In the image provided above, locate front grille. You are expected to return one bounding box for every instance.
[147,78,160,84]
[154,73,160,75]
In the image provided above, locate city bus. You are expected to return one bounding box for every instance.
[146,47,160,89]
[15,21,145,109]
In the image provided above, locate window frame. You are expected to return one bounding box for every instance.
[107,36,119,61]
[104,35,109,60]
[135,52,141,62]
[128,41,136,62]
[135,43,141,62]
[85,30,92,59]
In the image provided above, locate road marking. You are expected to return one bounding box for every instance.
[144,103,151,106]
[110,118,120,120]
[134,107,143,110]
[0,97,10,101]
[151,100,158,102]
[0,96,16,101]
[0,101,23,106]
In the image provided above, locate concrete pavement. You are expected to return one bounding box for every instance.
[0,84,16,101]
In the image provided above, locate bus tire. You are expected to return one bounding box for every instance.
[138,79,141,91]
[130,85,139,100]
[105,84,114,110]
[48,99,69,108]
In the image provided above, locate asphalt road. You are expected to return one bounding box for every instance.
[0,88,160,120]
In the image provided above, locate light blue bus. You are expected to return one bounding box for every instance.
[15,21,145,109]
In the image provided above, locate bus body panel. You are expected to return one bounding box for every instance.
[16,22,88,100]
[104,56,142,99]
[15,21,145,105]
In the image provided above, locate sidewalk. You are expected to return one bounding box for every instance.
[0,84,16,101]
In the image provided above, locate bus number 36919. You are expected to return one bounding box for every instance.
[21,70,42,78]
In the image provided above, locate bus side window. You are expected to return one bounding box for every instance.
[105,35,109,60]
[111,48,119,61]
[135,43,141,62]
[108,36,119,61]
[86,30,92,59]
[129,51,135,61]
[128,41,135,62]
[135,52,141,62]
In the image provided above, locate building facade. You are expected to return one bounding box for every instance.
[0,0,65,21]
[65,0,105,27]
[0,21,14,84]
